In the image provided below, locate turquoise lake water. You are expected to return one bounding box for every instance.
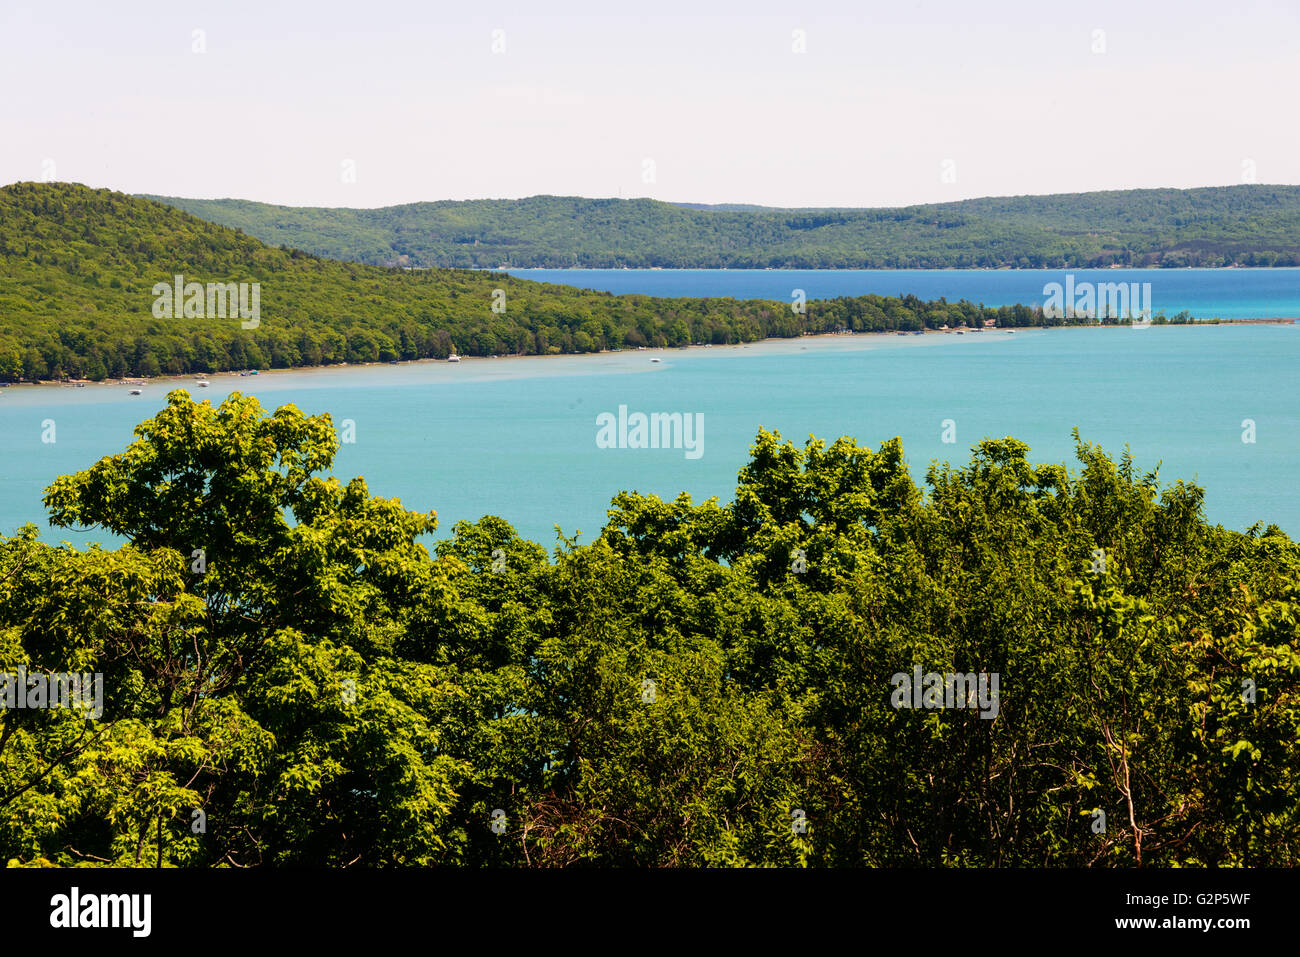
[507,267,1300,319]
[1,322,1296,549]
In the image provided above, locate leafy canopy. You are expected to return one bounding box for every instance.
[1,391,1297,867]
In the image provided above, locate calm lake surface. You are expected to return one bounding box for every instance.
[2,319,1297,549]
[507,267,1300,319]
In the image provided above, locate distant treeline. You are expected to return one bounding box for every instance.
[146,186,1300,269]
[0,183,1125,382]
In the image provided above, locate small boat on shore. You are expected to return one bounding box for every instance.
[447,353,461,363]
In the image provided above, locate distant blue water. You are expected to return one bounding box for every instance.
[507,268,1300,319]
[1,324,1297,551]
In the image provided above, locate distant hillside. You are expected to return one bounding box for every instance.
[0,183,1059,381]
[144,186,1300,269]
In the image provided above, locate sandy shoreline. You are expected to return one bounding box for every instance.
[8,319,1295,393]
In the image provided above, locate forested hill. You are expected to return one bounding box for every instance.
[0,183,1058,381]
[145,185,1300,269]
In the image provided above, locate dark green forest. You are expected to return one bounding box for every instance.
[1,391,1296,866]
[148,185,1300,269]
[2,183,1087,382]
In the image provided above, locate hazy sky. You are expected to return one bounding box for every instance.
[2,0,1297,208]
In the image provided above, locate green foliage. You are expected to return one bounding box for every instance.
[150,186,1300,269]
[1,393,1297,867]
[0,183,1124,382]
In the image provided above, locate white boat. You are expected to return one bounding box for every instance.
[197,380,209,387]
[447,353,461,363]
[649,357,661,363]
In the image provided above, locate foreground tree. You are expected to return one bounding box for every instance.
[3,391,465,865]
[1,391,1297,867]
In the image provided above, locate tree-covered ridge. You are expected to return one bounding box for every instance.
[1,391,1296,866]
[0,183,1068,382]
[147,185,1300,269]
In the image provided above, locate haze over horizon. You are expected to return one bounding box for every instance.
[4,0,1299,209]
[127,183,1298,213]
[10,0,1300,209]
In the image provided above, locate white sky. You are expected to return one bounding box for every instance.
[2,0,1297,208]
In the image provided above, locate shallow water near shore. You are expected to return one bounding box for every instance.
[1,324,1296,549]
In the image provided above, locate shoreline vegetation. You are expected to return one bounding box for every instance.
[4,183,1297,386]
[9,318,1297,391]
